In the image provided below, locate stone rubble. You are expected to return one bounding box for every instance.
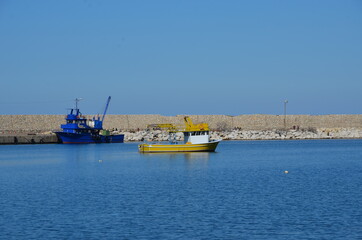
[115,128,362,142]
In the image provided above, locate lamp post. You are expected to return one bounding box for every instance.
[284,100,288,130]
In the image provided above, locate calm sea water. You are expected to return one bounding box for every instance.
[1,140,361,239]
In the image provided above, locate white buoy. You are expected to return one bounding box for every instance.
[284,170,289,174]
[99,159,103,163]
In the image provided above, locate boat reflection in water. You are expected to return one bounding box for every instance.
[141,151,212,168]
[184,152,210,161]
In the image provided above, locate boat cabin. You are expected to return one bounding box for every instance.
[184,131,210,144]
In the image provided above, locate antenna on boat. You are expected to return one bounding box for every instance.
[75,98,83,110]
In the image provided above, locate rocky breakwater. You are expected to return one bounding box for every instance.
[118,127,362,142]
[1,128,361,144]
[211,128,362,140]
[121,130,184,142]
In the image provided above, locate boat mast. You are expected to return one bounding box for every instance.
[75,98,83,110]
[101,96,111,122]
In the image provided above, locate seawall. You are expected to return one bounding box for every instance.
[2,127,361,145]
[1,114,362,132]
[0,134,59,144]
[1,114,361,144]
[122,128,362,142]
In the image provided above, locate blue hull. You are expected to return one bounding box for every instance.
[55,132,124,144]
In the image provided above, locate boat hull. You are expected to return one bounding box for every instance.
[55,132,124,144]
[138,140,221,153]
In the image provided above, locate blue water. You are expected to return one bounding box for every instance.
[1,140,362,239]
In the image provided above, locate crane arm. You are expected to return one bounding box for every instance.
[146,117,209,132]
[184,116,209,131]
[101,96,111,122]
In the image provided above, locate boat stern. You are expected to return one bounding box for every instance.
[138,143,148,152]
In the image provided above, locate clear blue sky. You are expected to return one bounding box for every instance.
[0,0,361,115]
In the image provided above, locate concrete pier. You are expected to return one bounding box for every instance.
[0,134,59,144]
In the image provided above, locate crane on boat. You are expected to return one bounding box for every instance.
[101,96,111,122]
[147,116,209,132]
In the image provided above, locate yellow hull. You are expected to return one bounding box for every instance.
[138,140,221,153]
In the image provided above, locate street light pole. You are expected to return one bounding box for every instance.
[284,100,288,130]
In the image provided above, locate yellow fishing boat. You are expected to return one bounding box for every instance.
[138,117,222,153]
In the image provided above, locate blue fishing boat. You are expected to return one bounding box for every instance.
[55,96,124,144]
